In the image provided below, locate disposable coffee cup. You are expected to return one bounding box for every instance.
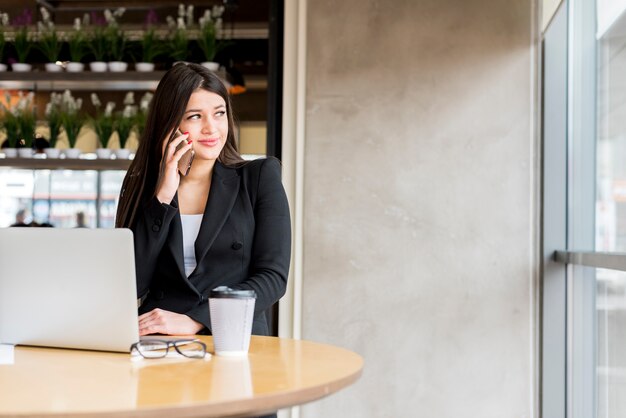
[209,286,256,356]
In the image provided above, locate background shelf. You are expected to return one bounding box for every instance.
[0,157,131,170]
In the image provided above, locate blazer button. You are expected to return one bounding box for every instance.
[152,225,160,232]
[232,241,243,250]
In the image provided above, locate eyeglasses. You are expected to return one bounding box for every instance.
[130,339,207,359]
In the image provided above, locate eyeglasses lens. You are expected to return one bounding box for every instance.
[175,341,206,358]
[136,341,169,358]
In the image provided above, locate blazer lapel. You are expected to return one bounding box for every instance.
[165,193,189,281]
[194,162,240,267]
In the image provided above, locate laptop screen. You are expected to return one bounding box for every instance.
[0,228,139,352]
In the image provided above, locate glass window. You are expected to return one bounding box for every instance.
[0,168,126,228]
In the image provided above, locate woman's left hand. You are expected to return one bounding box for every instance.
[138,308,204,336]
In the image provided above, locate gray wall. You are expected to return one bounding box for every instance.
[300,0,535,416]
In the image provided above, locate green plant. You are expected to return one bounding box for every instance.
[103,8,127,62]
[88,28,107,62]
[62,112,84,148]
[168,28,188,62]
[139,29,163,63]
[45,93,62,147]
[134,91,153,138]
[106,26,127,62]
[1,111,19,147]
[37,8,61,62]
[1,92,35,147]
[90,94,116,148]
[0,13,8,63]
[116,107,136,149]
[197,7,227,62]
[166,11,189,62]
[13,26,32,63]
[60,90,85,149]
[16,108,35,148]
[67,18,88,62]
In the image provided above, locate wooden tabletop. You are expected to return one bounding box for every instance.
[0,336,363,418]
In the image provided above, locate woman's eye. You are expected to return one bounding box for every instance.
[215,111,226,117]
[187,114,201,120]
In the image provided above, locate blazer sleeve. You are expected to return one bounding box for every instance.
[131,195,179,298]
[220,158,291,315]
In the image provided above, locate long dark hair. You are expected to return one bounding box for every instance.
[115,63,244,228]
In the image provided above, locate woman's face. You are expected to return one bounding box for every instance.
[178,89,228,162]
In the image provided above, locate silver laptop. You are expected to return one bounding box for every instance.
[0,228,140,352]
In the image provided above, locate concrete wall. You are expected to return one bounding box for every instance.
[300,0,535,416]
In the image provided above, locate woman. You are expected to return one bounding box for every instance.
[116,63,291,337]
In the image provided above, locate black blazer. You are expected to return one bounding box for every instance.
[132,157,291,336]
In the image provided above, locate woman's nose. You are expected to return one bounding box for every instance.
[201,119,214,134]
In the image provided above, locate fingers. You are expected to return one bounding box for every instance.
[165,132,190,161]
[137,308,203,336]
[138,308,166,335]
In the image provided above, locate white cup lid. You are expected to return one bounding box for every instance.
[209,286,256,299]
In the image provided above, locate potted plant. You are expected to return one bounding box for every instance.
[198,6,226,71]
[90,93,116,159]
[11,9,33,72]
[37,7,63,72]
[60,90,85,158]
[66,15,89,72]
[134,91,153,137]
[0,12,9,71]
[104,8,128,72]
[133,10,160,72]
[88,12,108,72]
[0,95,20,157]
[114,92,137,159]
[135,28,162,72]
[15,103,35,158]
[166,5,192,64]
[44,92,62,158]
[2,91,37,158]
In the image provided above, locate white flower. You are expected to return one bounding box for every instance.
[90,93,101,108]
[76,98,83,110]
[166,16,175,29]
[45,103,52,117]
[186,5,194,27]
[73,18,81,31]
[0,13,9,27]
[37,21,45,32]
[51,92,62,106]
[178,4,185,18]
[212,5,225,18]
[11,92,33,115]
[113,7,126,18]
[140,92,153,112]
[104,9,113,24]
[122,104,137,118]
[82,13,90,27]
[216,18,222,31]
[123,92,135,105]
[176,17,185,30]
[104,102,116,117]
[40,7,50,23]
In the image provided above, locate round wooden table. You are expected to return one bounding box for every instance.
[0,336,363,417]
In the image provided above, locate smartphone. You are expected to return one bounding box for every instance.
[169,128,195,176]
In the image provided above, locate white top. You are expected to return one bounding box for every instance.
[180,214,203,277]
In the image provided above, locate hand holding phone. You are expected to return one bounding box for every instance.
[155,128,194,204]
[169,129,195,176]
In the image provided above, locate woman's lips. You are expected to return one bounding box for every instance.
[197,138,219,146]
